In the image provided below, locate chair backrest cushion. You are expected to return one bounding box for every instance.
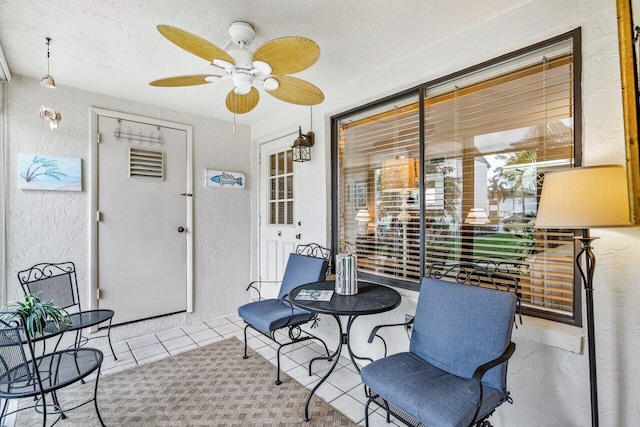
[277,253,328,300]
[410,277,517,392]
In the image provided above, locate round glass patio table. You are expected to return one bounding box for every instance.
[289,280,401,421]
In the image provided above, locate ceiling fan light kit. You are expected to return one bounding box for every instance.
[150,21,324,115]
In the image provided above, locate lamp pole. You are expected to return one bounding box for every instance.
[575,231,598,427]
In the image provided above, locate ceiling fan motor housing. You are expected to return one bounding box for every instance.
[230,48,254,70]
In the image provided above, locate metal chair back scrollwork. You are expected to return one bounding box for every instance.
[17,262,118,360]
[427,262,522,325]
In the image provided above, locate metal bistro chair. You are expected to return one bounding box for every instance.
[361,263,519,427]
[17,262,117,360]
[0,312,105,426]
[238,243,332,385]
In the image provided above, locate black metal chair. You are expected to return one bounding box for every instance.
[17,262,117,360]
[0,312,105,426]
[362,263,520,427]
[238,243,333,385]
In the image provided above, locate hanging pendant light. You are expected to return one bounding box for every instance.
[40,37,56,89]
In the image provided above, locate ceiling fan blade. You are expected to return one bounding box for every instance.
[226,87,260,114]
[157,25,234,64]
[149,75,214,87]
[266,75,324,106]
[253,37,320,75]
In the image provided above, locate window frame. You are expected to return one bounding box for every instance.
[331,28,583,326]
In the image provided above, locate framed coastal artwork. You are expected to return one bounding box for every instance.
[19,153,82,192]
[205,169,246,189]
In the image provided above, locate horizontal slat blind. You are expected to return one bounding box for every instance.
[335,34,578,321]
[338,95,421,283]
[423,40,576,315]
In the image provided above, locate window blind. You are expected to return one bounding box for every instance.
[423,43,576,316]
[333,32,579,322]
[338,95,421,283]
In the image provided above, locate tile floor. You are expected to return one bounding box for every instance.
[96,313,403,426]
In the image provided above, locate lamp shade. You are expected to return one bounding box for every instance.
[40,74,55,89]
[355,209,371,222]
[465,208,489,225]
[535,165,632,228]
[355,209,371,234]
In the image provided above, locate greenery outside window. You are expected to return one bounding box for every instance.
[332,30,582,325]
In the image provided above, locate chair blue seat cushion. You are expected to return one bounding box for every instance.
[238,299,314,333]
[361,351,504,427]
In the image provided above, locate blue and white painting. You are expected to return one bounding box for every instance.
[205,169,245,190]
[19,153,82,192]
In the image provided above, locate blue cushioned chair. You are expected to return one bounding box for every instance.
[361,264,518,427]
[238,243,332,385]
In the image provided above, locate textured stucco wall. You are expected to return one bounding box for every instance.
[251,0,640,425]
[3,74,252,342]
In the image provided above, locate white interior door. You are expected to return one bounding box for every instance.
[259,135,303,298]
[97,115,189,325]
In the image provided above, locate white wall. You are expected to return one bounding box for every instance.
[3,74,252,342]
[251,0,640,425]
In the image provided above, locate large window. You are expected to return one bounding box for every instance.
[332,30,582,324]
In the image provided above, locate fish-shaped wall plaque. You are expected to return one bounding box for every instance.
[205,169,246,189]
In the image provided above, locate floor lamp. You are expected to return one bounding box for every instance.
[535,165,632,427]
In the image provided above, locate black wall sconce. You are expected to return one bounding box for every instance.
[292,126,315,162]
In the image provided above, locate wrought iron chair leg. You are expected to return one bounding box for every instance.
[106,317,117,360]
[0,398,9,421]
[364,395,377,427]
[275,342,284,385]
[383,398,391,423]
[51,391,66,419]
[94,366,106,427]
[41,393,47,427]
[243,324,250,359]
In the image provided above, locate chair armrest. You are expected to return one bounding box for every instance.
[245,280,281,300]
[468,342,516,393]
[367,317,414,343]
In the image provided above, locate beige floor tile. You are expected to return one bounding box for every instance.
[181,322,210,335]
[127,334,160,349]
[131,342,167,361]
[156,327,186,342]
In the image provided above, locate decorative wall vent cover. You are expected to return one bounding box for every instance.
[129,148,164,181]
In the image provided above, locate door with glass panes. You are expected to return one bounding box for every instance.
[258,135,301,298]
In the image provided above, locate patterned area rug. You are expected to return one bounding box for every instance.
[16,337,359,426]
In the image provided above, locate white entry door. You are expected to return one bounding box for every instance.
[96,115,190,325]
[259,135,302,298]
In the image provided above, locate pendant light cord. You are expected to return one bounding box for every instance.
[45,38,51,75]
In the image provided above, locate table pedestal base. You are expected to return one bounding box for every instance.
[303,314,373,421]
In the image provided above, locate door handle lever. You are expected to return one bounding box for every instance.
[180,193,193,197]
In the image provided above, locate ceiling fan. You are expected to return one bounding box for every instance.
[149,22,324,114]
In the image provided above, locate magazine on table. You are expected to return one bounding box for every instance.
[295,289,334,301]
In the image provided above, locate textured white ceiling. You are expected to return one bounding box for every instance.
[0,0,518,125]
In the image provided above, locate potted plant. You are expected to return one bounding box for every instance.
[2,293,70,336]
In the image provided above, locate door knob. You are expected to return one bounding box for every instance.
[178,227,185,233]
[295,233,301,240]
[278,231,282,237]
